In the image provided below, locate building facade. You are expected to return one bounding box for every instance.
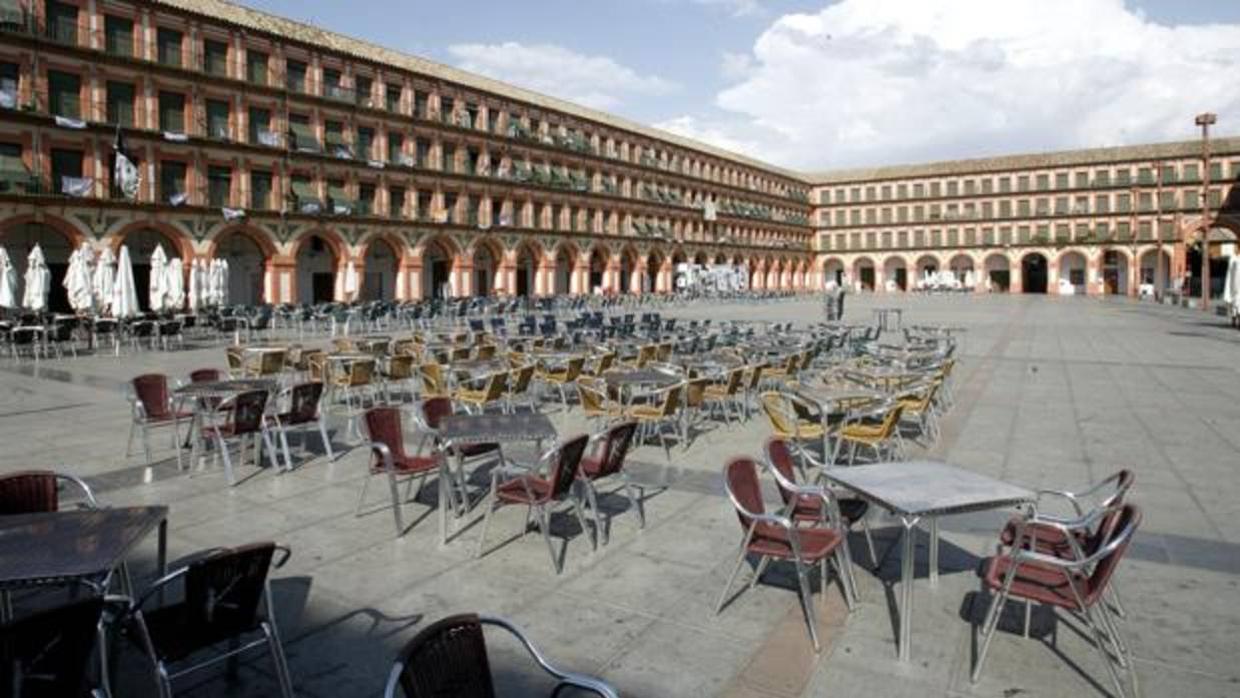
[0,0,1237,314]
[0,0,814,312]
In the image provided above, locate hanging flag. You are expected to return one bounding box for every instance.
[60,176,94,197]
[257,130,280,147]
[113,125,141,201]
[222,207,246,221]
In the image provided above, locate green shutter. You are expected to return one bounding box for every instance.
[47,1,77,43]
[286,61,306,92]
[247,53,267,85]
[206,100,229,139]
[204,40,228,76]
[158,92,184,132]
[291,179,315,199]
[250,172,271,210]
[0,145,32,193]
[288,120,320,152]
[104,16,132,56]
[48,70,80,119]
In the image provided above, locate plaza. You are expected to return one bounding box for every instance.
[1,293,1238,697]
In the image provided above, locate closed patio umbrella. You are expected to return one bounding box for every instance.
[164,257,185,311]
[93,247,116,314]
[342,260,359,301]
[111,245,139,318]
[187,258,205,312]
[216,258,230,306]
[22,244,50,312]
[1224,256,1240,321]
[0,246,17,308]
[148,244,167,311]
[65,242,95,313]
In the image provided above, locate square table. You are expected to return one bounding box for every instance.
[790,384,886,464]
[0,506,169,592]
[821,461,1034,661]
[436,413,558,544]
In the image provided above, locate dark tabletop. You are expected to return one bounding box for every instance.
[174,378,279,399]
[439,413,557,445]
[0,506,168,589]
[603,369,682,388]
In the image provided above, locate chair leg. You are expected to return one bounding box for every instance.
[386,471,405,536]
[261,622,295,698]
[715,545,750,613]
[1081,602,1130,698]
[475,485,499,558]
[537,505,561,573]
[141,424,153,465]
[622,473,645,530]
[582,480,606,545]
[860,518,878,568]
[217,434,236,486]
[355,473,372,517]
[971,587,1010,683]
[573,493,596,551]
[749,555,771,590]
[796,562,821,652]
[317,418,336,461]
[125,420,136,457]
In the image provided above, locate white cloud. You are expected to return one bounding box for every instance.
[654,115,765,157]
[690,0,767,18]
[448,42,676,111]
[666,0,1240,170]
[720,51,755,80]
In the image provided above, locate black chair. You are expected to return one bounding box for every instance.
[127,542,294,698]
[383,613,617,698]
[0,597,108,698]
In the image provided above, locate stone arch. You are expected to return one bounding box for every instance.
[618,244,640,294]
[1019,250,1050,294]
[883,255,909,292]
[0,214,88,314]
[1098,246,1131,296]
[1137,246,1173,293]
[552,239,578,295]
[514,238,543,297]
[208,225,276,306]
[821,256,846,288]
[587,244,610,293]
[948,252,977,288]
[418,234,460,299]
[111,221,194,310]
[469,236,504,297]
[293,228,347,304]
[853,256,876,291]
[914,253,942,286]
[1179,217,1240,300]
[983,252,1012,293]
[1056,248,1090,295]
[361,235,402,301]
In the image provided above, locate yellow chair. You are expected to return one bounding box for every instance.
[577,376,622,425]
[382,354,418,402]
[839,401,905,464]
[759,391,825,442]
[896,379,941,443]
[584,352,617,378]
[703,368,745,424]
[225,347,245,379]
[450,346,472,363]
[332,337,357,353]
[625,345,656,369]
[456,372,508,414]
[505,364,538,412]
[418,362,449,398]
[538,356,586,408]
[331,358,377,411]
[625,383,683,461]
[475,344,497,360]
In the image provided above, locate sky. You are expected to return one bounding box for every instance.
[242,0,1240,171]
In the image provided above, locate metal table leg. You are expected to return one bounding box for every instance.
[928,516,940,587]
[899,516,919,662]
[438,454,450,546]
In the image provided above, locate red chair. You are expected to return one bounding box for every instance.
[361,406,446,536]
[715,457,853,652]
[127,373,192,466]
[189,368,221,383]
[0,597,108,698]
[0,469,97,514]
[271,382,335,469]
[973,504,1140,697]
[416,396,502,513]
[765,437,877,568]
[475,434,593,573]
[197,390,279,486]
[578,420,643,544]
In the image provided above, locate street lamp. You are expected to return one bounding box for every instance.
[1195,112,1217,311]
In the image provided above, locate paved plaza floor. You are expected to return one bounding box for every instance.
[2,294,1239,697]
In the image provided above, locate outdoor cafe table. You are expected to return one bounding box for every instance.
[436,412,558,545]
[872,307,904,332]
[791,383,887,464]
[174,378,280,461]
[0,506,168,592]
[821,461,1035,662]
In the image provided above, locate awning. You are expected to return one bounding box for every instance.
[288,122,321,153]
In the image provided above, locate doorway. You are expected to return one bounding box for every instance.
[1022,254,1048,294]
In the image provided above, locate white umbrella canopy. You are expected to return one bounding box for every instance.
[1224,256,1240,317]
[164,257,185,311]
[964,269,977,289]
[216,258,230,306]
[148,244,167,312]
[187,258,204,312]
[65,243,96,313]
[342,260,359,301]
[0,246,18,309]
[93,247,116,314]
[22,244,50,312]
[111,245,139,318]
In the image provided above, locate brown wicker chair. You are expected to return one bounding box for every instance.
[383,613,618,698]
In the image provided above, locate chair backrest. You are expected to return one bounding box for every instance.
[259,350,286,375]
[482,372,508,401]
[582,421,638,480]
[0,597,104,698]
[366,407,408,461]
[420,363,446,395]
[763,438,799,508]
[1084,504,1141,605]
[508,364,535,394]
[152,543,277,662]
[421,396,454,430]
[577,378,609,415]
[759,392,796,436]
[722,368,744,395]
[684,378,710,409]
[132,373,171,419]
[387,613,495,698]
[350,359,376,386]
[387,354,415,379]
[745,364,766,390]
[284,382,324,424]
[657,384,683,417]
[0,470,58,514]
[191,368,222,383]
[332,338,357,352]
[723,457,765,531]
[563,357,585,381]
[476,345,496,360]
[545,434,590,500]
[596,353,616,374]
[229,390,269,435]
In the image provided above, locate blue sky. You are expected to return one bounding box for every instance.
[244,0,1240,170]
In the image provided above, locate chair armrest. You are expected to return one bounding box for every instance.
[56,473,99,508]
[367,442,395,473]
[481,616,620,698]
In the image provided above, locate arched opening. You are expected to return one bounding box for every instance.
[915,255,939,288]
[1100,249,1129,296]
[124,227,183,311]
[853,258,875,292]
[984,254,1011,293]
[949,254,975,288]
[646,251,664,293]
[214,231,267,305]
[822,258,844,288]
[0,221,75,313]
[1021,253,1048,294]
[693,252,707,266]
[1186,227,1238,300]
[515,243,540,297]
[588,248,608,292]
[883,257,908,292]
[620,249,637,294]
[1057,251,1088,295]
[362,238,398,301]
[1138,248,1173,294]
[714,254,727,264]
[554,245,575,295]
[422,237,455,299]
[296,234,339,304]
[472,243,498,297]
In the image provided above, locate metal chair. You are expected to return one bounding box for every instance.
[838,399,905,464]
[715,456,853,652]
[270,382,335,469]
[383,613,617,698]
[537,356,585,409]
[361,406,446,536]
[973,505,1141,698]
[624,383,684,461]
[0,469,97,513]
[577,421,643,544]
[196,390,280,486]
[127,374,191,466]
[475,434,593,573]
[126,543,294,698]
[0,597,108,698]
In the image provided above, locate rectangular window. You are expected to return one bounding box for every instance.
[0,62,16,107]
[327,181,350,214]
[1209,162,1223,181]
[415,138,430,167]
[1017,175,1030,192]
[355,76,372,107]
[159,161,186,204]
[285,60,306,92]
[1183,189,1200,209]
[357,183,375,215]
[386,84,402,112]
[205,99,229,140]
[204,39,228,76]
[912,183,925,198]
[388,186,405,218]
[50,148,82,189]
[998,176,1011,193]
[291,176,318,212]
[1113,168,1129,185]
[897,183,908,198]
[104,16,133,57]
[1182,163,1199,181]
[1138,167,1154,184]
[999,200,1011,217]
[288,114,320,153]
[322,68,345,100]
[158,91,185,133]
[1160,165,1177,183]
[1036,174,1049,190]
[248,107,272,145]
[387,133,404,164]
[414,90,428,118]
[157,28,182,67]
[1116,193,1130,212]
[250,170,272,210]
[47,70,80,118]
[1159,191,1176,210]
[324,120,348,157]
[929,182,941,197]
[246,51,268,85]
[1055,173,1069,189]
[1017,199,1030,217]
[1075,171,1089,188]
[945,181,958,197]
[106,81,134,127]
[46,1,77,44]
[416,191,432,220]
[442,145,456,173]
[207,166,231,207]
[356,127,374,160]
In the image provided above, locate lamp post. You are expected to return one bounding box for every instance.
[1195,112,1217,311]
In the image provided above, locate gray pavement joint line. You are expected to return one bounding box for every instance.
[1059,330,1098,485]
[0,402,96,418]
